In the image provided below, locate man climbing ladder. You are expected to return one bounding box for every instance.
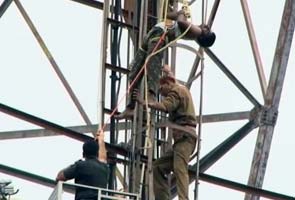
[134,71,197,200]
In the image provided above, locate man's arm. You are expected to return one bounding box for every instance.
[55,162,78,182]
[148,101,168,112]
[133,90,168,112]
[167,9,203,39]
[56,170,67,182]
[176,11,202,39]
[96,130,107,163]
[173,9,216,47]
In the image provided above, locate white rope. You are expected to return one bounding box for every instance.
[138,1,169,198]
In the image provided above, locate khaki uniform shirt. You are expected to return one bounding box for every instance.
[161,83,197,139]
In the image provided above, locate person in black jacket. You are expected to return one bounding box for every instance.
[56,131,108,200]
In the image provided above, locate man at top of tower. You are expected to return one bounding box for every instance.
[115,4,215,119]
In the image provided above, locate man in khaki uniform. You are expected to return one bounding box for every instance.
[135,74,197,200]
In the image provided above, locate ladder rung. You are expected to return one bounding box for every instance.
[105,63,130,74]
[107,18,139,31]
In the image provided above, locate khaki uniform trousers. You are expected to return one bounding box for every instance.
[153,132,196,200]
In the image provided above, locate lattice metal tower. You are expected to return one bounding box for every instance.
[0,0,294,199]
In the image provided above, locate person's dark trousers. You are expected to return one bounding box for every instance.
[127,48,147,109]
[126,27,166,109]
[153,135,196,200]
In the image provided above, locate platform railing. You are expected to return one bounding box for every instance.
[48,181,139,200]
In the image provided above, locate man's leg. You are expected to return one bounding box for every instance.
[146,35,165,99]
[114,48,146,119]
[153,151,173,200]
[173,136,196,200]
[114,27,164,119]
